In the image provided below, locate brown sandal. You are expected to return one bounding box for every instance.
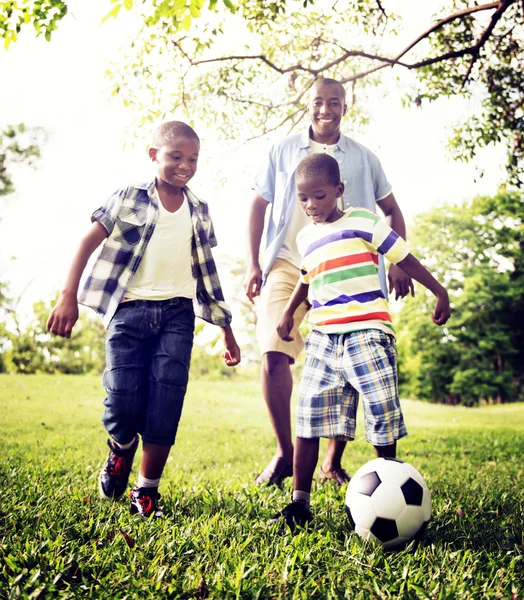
[319,466,351,486]
[255,457,293,486]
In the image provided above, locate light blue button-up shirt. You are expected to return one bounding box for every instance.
[253,128,393,295]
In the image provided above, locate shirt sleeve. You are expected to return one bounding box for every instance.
[252,143,277,204]
[206,207,218,249]
[371,216,410,264]
[91,187,128,235]
[367,150,392,202]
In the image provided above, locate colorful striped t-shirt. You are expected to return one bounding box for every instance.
[297,208,409,336]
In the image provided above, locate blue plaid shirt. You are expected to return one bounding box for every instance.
[78,181,232,328]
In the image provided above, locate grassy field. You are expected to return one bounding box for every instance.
[1,374,523,599]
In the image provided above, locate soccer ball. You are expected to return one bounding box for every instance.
[345,457,431,550]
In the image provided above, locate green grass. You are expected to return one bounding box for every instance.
[1,374,523,599]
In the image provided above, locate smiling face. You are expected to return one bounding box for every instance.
[308,80,347,144]
[149,136,200,191]
[296,173,345,224]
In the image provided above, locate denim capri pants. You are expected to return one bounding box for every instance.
[102,297,195,446]
[297,328,407,446]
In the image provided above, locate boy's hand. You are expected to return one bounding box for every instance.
[221,326,241,366]
[277,313,294,341]
[431,291,450,326]
[46,292,79,338]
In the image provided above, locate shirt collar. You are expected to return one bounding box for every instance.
[137,179,198,207]
[300,126,349,153]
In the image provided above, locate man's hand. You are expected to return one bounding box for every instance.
[277,313,294,341]
[245,264,263,304]
[221,326,241,366]
[46,292,79,338]
[388,264,415,300]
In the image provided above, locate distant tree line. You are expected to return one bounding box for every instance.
[395,190,523,405]
[1,186,522,404]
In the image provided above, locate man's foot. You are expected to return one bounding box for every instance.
[318,466,351,486]
[270,499,313,532]
[98,437,138,500]
[255,456,293,486]
[129,486,163,519]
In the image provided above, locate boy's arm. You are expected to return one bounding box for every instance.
[277,281,309,341]
[396,253,450,325]
[47,222,108,338]
[220,325,241,366]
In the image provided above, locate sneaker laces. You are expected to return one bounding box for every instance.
[106,453,132,476]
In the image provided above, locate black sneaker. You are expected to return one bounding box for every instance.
[270,499,313,531]
[129,486,163,519]
[98,437,138,500]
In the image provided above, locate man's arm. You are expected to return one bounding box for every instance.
[47,221,108,338]
[377,192,415,300]
[245,194,270,303]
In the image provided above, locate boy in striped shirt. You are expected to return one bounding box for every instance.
[272,153,450,530]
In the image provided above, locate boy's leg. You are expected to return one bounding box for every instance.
[99,303,149,500]
[374,442,397,458]
[342,330,407,452]
[294,437,320,493]
[130,298,195,518]
[271,436,318,530]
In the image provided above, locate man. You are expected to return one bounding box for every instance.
[245,78,413,486]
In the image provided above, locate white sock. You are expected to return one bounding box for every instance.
[137,473,161,489]
[112,435,137,450]
[293,490,311,508]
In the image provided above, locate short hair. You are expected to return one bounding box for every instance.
[151,121,200,148]
[295,153,341,186]
[313,77,346,103]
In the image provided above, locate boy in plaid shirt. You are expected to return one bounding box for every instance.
[47,121,240,519]
[272,153,449,530]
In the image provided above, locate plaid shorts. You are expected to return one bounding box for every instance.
[296,328,407,446]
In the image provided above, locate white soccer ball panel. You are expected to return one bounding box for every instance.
[370,481,406,520]
[354,525,373,541]
[396,505,428,539]
[347,494,378,530]
[373,459,411,487]
[421,489,432,521]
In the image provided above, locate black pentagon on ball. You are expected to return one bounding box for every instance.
[371,517,398,542]
[357,471,381,496]
[401,477,424,506]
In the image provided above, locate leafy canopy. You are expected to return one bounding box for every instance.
[2,1,522,185]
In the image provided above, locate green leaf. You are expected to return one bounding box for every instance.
[124,0,133,9]
[101,3,122,23]
[181,14,192,30]
[189,4,201,18]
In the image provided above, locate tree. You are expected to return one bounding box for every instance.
[0,123,45,199]
[2,1,522,184]
[107,0,522,185]
[1,293,106,374]
[395,190,524,405]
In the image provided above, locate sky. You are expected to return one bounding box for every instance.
[0,0,507,322]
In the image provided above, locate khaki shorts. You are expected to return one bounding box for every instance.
[256,258,311,363]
